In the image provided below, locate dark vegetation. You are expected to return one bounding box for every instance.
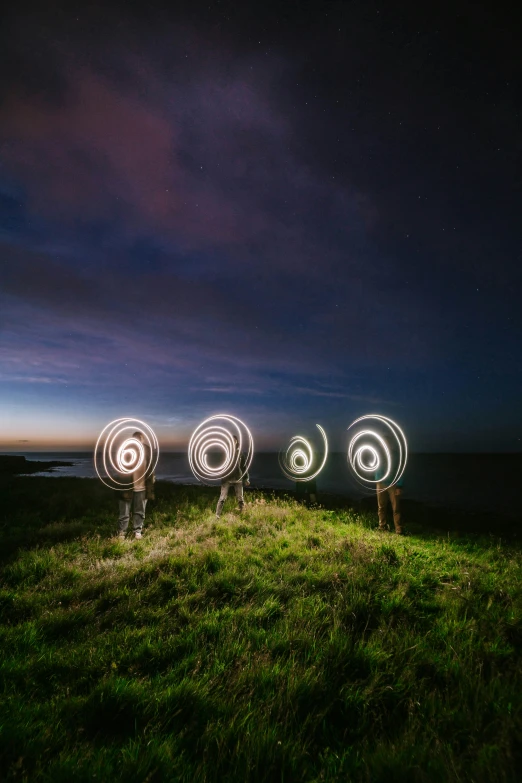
[0,456,73,474]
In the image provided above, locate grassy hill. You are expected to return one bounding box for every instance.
[0,477,521,782]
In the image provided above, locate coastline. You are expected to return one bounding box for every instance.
[0,455,74,475]
[4,451,521,524]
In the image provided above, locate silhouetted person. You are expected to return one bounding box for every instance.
[118,432,155,539]
[215,436,250,518]
[295,478,317,505]
[376,441,404,534]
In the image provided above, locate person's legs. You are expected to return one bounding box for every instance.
[295,482,305,503]
[377,483,389,530]
[389,487,402,534]
[305,479,317,506]
[216,483,230,517]
[132,491,147,532]
[234,481,245,511]
[118,498,131,533]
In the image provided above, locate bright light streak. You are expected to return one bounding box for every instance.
[94,418,159,490]
[346,414,407,490]
[278,424,328,482]
[188,414,254,484]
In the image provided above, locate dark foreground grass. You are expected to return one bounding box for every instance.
[0,477,521,782]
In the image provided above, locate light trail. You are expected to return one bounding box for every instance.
[278,424,328,481]
[94,418,159,490]
[346,414,407,490]
[188,414,254,484]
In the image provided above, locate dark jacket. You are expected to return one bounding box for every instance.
[375,466,404,488]
[222,452,249,484]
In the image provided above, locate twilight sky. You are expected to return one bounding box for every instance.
[1,0,521,452]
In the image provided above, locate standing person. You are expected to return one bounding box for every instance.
[295,478,318,506]
[215,436,250,518]
[375,442,404,534]
[376,480,404,534]
[117,432,155,539]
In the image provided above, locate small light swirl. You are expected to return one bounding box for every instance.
[94,418,159,490]
[188,414,254,484]
[347,414,407,490]
[279,424,328,482]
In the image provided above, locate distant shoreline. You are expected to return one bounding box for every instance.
[2,453,522,531]
[0,455,73,474]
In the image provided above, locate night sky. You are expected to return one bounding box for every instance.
[1,0,521,452]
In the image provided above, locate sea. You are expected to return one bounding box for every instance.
[6,451,522,521]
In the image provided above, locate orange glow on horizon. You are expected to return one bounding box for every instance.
[0,436,191,452]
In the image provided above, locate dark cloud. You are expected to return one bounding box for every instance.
[0,0,521,450]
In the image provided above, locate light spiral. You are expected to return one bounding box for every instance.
[346,414,407,491]
[278,424,328,482]
[188,414,254,484]
[94,418,159,490]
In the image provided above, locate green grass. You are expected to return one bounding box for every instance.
[0,476,521,782]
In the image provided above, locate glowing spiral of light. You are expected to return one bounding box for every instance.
[94,418,159,490]
[188,414,254,484]
[278,424,328,482]
[346,414,407,490]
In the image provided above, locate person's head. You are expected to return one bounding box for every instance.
[133,431,145,443]
[233,435,239,450]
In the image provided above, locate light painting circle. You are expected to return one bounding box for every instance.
[94,418,159,491]
[278,424,328,482]
[346,414,407,491]
[188,414,254,484]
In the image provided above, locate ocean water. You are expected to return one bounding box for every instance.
[6,451,522,520]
